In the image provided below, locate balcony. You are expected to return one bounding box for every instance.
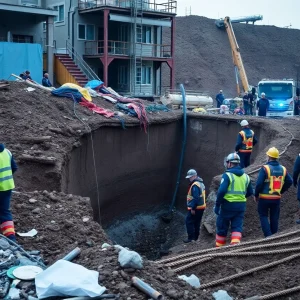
[85,40,171,58]
[78,0,177,15]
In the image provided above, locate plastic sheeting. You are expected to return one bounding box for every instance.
[61,83,92,102]
[0,42,42,83]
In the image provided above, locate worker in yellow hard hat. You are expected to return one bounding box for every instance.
[255,147,292,237]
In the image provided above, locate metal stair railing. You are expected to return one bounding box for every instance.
[66,41,101,82]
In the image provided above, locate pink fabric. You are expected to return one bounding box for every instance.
[80,99,115,118]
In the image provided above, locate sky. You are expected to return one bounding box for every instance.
[177,0,300,29]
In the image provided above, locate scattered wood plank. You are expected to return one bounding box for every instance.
[20,154,57,165]
[21,136,52,144]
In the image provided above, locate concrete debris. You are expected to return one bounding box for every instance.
[212,290,233,300]
[118,247,143,270]
[178,274,201,288]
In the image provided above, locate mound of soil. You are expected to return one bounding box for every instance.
[164,16,300,97]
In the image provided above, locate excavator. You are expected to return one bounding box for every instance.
[216,15,263,96]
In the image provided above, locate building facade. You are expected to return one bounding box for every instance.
[46,0,176,98]
[0,0,57,82]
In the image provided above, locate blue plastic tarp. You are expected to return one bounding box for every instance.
[85,80,104,89]
[0,42,43,84]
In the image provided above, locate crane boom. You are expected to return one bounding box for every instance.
[223,16,250,95]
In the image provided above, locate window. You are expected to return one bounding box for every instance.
[54,5,65,23]
[136,25,152,43]
[43,22,46,32]
[21,0,39,5]
[136,66,152,85]
[13,35,33,43]
[78,24,95,41]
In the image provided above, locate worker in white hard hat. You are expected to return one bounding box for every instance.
[184,169,206,243]
[255,147,292,237]
[257,92,270,117]
[216,90,225,109]
[235,120,258,168]
[214,153,254,247]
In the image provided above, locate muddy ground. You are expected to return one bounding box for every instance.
[163,16,300,97]
[2,82,300,299]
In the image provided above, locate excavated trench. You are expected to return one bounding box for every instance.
[61,116,270,259]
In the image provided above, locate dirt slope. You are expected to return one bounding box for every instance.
[164,16,300,97]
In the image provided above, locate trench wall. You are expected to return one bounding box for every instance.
[62,115,272,225]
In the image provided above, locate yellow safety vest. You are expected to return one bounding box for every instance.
[224,172,249,202]
[0,149,15,191]
[187,181,206,210]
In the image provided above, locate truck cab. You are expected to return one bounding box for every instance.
[257,79,295,117]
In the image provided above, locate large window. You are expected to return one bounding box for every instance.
[258,83,293,99]
[78,24,95,41]
[136,66,152,85]
[54,4,65,23]
[136,25,152,43]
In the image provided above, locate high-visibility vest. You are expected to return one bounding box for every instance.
[0,149,15,191]
[259,164,286,200]
[239,130,254,153]
[224,172,249,202]
[187,181,206,210]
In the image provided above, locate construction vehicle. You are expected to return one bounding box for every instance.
[257,79,295,117]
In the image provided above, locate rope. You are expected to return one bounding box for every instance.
[71,96,102,225]
[198,253,300,289]
[164,238,300,268]
[170,246,300,271]
[246,285,300,300]
[157,229,300,264]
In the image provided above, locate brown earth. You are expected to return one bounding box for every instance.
[164,16,300,97]
[2,82,300,299]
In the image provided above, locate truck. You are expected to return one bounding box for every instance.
[257,79,295,117]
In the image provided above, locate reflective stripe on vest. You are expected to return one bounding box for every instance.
[259,164,286,200]
[223,172,249,202]
[0,149,14,191]
[187,181,206,210]
[239,130,254,153]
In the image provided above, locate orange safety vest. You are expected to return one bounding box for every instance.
[259,164,287,200]
[239,130,254,153]
[187,181,206,210]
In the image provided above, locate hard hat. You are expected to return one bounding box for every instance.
[220,90,223,93]
[266,147,279,159]
[226,153,240,164]
[186,169,197,178]
[240,120,249,127]
[261,92,266,96]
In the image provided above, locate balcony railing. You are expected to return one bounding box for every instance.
[78,0,177,14]
[85,40,171,58]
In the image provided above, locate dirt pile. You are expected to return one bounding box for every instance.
[12,191,211,300]
[164,16,300,97]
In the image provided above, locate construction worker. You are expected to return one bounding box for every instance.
[42,73,52,87]
[257,92,270,117]
[214,153,253,247]
[292,154,300,223]
[243,92,249,115]
[255,147,292,237]
[235,120,258,168]
[184,169,206,243]
[0,143,17,241]
[216,90,225,109]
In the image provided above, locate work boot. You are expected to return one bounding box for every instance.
[183,239,192,243]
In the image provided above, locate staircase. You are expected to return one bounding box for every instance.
[55,54,88,87]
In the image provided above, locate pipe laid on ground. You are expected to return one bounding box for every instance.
[157,229,300,264]
[132,276,163,300]
[245,285,300,300]
[199,253,300,289]
[62,247,81,261]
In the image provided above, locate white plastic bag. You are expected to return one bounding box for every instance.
[212,290,233,300]
[178,274,201,288]
[118,247,143,269]
[35,260,106,299]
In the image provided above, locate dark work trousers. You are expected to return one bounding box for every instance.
[0,190,13,223]
[185,210,204,241]
[248,105,253,115]
[238,152,251,168]
[258,199,280,237]
[216,209,245,236]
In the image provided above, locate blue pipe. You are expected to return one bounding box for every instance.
[168,84,187,212]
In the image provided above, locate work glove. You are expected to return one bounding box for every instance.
[214,205,220,215]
